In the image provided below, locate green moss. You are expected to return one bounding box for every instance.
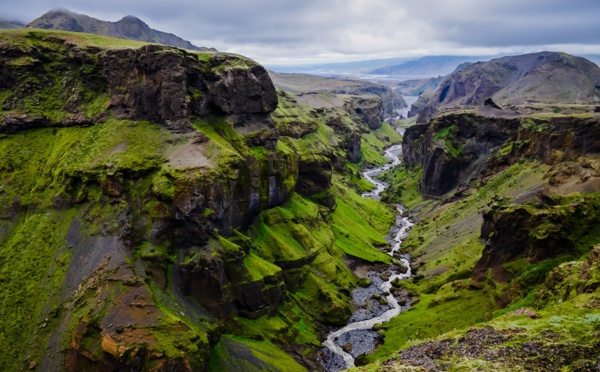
[147,281,215,364]
[329,178,394,263]
[346,162,375,191]
[369,288,494,362]
[209,335,307,372]
[522,117,550,133]
[379,164,423,209]
[244,251,282,281]
[0,29,152,49]
[0,208,78,371]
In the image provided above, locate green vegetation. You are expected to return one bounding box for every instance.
[210,335,307,372]
[0,28,153,49]
[331,179,393,263]
[379,165,424,210]
[432,123,463,158]
[0,28,420,370]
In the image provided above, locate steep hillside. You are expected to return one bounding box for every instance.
[415,52,600,123]
[268,71,406,118]
[27,9,216,51]
[0,29,402,371]
[356,107,600,369]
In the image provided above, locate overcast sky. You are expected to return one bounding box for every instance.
[3,0,600,65]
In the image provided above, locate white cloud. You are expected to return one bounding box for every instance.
[3,0,600,64]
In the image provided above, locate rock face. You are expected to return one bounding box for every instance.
[0,30,395,372]
[342,95,384,130]
[0,39,276,132]
[408,91,433,118]
[28,9,216,51]
[535,244,600,308]
[403,112,600,197]
[416,52,600,123]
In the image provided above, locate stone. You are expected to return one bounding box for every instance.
[342,343,353,353]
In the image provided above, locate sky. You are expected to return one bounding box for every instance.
[3,0,600,66]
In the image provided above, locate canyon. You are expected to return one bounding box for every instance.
[1,26,600,372]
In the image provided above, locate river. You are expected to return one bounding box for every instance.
[321,138,414,371]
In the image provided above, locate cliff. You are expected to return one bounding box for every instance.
[0,29,399,371]
[403,112,600,197]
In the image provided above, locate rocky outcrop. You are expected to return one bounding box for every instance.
[403,113,600,197]
[344,96,384,130]
[346,132,362,163]
[179,236,285,320]
[403,113,519,196]
[0,34,276,132]
[408,91,433,118]
[472,193,600,285]
[535,244,600,308]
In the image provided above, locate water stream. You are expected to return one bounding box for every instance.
[321,140,414,371]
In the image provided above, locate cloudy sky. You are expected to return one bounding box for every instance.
[3,0,600,65]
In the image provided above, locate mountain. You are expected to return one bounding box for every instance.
[413,51,600,122]
[267,56,416,74]
[369,55,504,77]
[27,9,216,51]
[268,71,407,117]
[0,19,25,29]
[0,28,403,371]
[580,53,600,67]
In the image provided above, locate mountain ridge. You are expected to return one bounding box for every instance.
[413,51,600,123]
[27,9,216,51]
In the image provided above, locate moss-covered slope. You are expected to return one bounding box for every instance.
[357,108,600,369]
[0,29,403,371]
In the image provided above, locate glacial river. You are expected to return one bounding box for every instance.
[321,140,414,370]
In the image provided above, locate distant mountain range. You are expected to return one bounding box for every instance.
[270,54,600,82]
[368,55,508,76]
[24,9,216,51]
[0,19,25,29]
[267,57,416,74]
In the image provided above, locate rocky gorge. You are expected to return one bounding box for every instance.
[2,26,600,372]
[0,29,406,371]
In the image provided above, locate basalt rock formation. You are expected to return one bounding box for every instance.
[1,40,274,133]
[403,113,600,197]
[474,194,600,285]
[0,29,398,371]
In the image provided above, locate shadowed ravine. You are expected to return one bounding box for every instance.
[321,139,414,371]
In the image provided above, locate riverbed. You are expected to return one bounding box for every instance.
[320,140,414,371]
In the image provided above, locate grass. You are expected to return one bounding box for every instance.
[0,28,154,49]
[368,287,495,362]
[0,208,78,371]
[361,160,558,364]
[209,335,307,372]
[379,164,423,209]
